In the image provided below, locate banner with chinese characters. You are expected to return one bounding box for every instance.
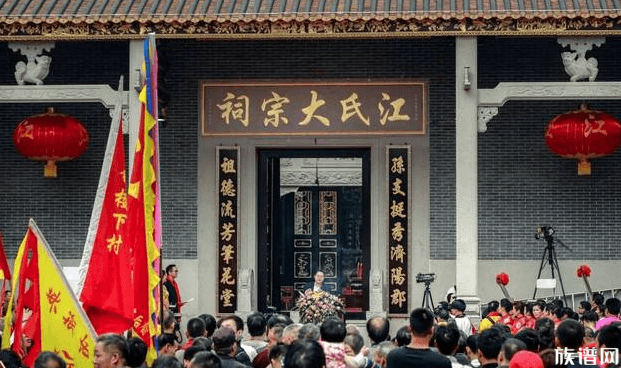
[201,80,427,136]
[388,146,409,315]
[217,147,239,313]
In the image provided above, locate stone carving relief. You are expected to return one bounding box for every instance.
[237,268,253,312]
[8,42,55,85]
[280,158,362,188]
[477,107,498,133]
[369,269,383,312]
[558,37,605,82]
[3,16,620,40]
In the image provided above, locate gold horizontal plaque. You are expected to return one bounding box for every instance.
[201,80,427,136]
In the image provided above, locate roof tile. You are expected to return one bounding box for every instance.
[0,0,620,38]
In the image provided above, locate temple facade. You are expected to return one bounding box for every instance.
[0,0,621,326]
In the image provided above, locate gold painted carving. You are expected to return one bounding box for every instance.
[2,16,621,40]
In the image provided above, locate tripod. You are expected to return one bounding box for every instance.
[422,281,435,310]
[532,235,568,301]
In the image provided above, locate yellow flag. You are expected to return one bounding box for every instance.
[2,220,96,367]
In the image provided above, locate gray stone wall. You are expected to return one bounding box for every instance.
[0,42,127,258]
[1,36,617,263]
[0,41,198,259]
[477,37,621,260]
[152,38,457,259]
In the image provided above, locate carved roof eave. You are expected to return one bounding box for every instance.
[1,14,621,40]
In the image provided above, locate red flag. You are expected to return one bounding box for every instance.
[0,229,12,316]
[2,221,96,367]
[0,230,12,281]
[128,34,161,364]
[10,228,41,366]
[78,109,133,334]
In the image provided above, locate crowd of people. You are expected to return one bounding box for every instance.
[386,294,621,368]
[71,293,621,367]
[99,292,618,368]
[1,266,620,368]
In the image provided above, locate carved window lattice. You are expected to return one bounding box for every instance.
[294,191,312,235]
[319,191,337,235]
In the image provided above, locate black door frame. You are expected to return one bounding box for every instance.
[257,148,371,317]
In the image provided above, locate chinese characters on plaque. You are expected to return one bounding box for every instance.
[202,81,427,136]
[217,147,239,313]
[388,147,409,314]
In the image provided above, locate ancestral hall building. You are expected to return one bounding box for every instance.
[0,0,621,325]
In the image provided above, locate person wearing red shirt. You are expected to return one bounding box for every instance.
[532,300,545,320]
[499,298,515,328]
[524,301,541,329]
[510,301,527,334]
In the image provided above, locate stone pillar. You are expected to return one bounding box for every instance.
[367,268,386,318]
[455,37,481,319]
[236,268,253,320]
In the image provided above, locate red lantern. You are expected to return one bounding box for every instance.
[13,107,90,178]
[545,104,621,175]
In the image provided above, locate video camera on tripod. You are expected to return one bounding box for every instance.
[535,226,555,241]
[416,273,436,310]
[416,272,436,284]
[532,225,570,302]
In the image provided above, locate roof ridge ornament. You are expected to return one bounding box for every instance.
[8,42,55,85]
[557,37,605,82]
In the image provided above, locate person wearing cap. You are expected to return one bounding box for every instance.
[446,286,456,304]
[507,351,543,368]
[450,299,475,336]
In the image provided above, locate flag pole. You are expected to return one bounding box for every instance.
[76,75,125,296]
[160,253,164,334]
[149,32,165,337]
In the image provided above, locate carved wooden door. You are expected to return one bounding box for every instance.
[257,150,370,319]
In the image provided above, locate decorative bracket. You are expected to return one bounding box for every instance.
[8,42,55,85]
[8,42,55,61]
[557,37,605,56]
[477,107,498,133]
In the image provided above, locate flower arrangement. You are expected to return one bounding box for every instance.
[576,264,592,278]
[495,272,510,286]
[295,289,345,324]
[576,264,594,299]
[495,272,513,302]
